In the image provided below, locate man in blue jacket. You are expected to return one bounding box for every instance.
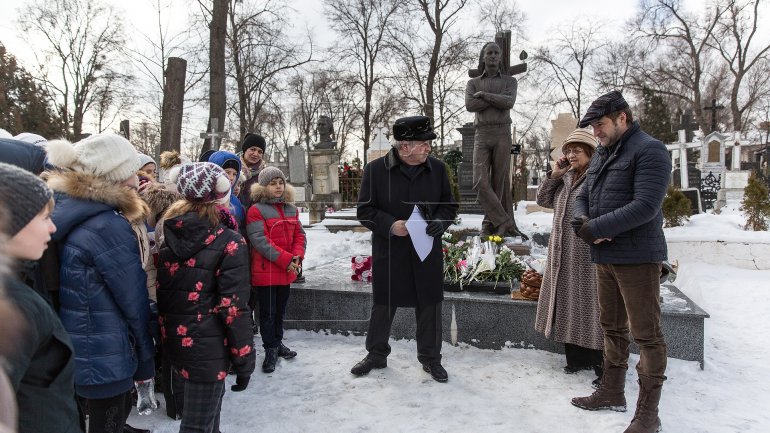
[569,91,671,433]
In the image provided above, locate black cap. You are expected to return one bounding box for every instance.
[579,91,629,128]
[199,149,216,162]
[241,133,266,153]
[392,116,437,141]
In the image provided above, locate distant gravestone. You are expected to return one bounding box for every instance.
[368,125,390,162]
[715,170,751,210]
[680,188,702,215]
[456,123,483,214]
[549,113,578,166]
[287,144,308,204]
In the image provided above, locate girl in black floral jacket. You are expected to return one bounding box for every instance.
[156,162,255,433]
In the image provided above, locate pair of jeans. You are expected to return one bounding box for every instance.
[256,285,291,349]
[365,302,443,365]
[596,263,667,380]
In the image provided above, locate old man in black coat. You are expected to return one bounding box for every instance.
[352,116,458,383]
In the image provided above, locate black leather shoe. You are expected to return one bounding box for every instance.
[422,363,448,383]
[563,365,593,374]
[350,356,387,376]
[278,343,297,359]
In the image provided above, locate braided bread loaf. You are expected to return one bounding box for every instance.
[519,269,542,300]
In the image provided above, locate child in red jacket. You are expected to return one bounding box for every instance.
[246,166,306,373]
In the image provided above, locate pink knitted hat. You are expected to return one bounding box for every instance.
[171,162,231,204]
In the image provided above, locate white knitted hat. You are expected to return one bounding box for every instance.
[137,153,156,169]
[45,134,140,182]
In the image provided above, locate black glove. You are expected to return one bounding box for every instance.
[576,219,597,245]
[230,375,250,392]
[426,220,444,237]
[571,216,587,235]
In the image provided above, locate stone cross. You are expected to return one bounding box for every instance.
[728,132,751,170]
[665,130,701,188]
[199,118,229,150]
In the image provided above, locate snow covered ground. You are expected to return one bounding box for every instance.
[128,204,770,433]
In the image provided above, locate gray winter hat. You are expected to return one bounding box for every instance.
[0,162,53,236]
[257,166,286,186]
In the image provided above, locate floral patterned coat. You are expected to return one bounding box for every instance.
[534,170,603,351]
[157,212,256,382]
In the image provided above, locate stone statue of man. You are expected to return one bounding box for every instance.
[465,42,526,239]
[315,115,337,150]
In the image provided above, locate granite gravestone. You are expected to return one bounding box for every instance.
[287,144,308,204]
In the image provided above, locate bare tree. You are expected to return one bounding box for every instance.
[475,0,526,40]
[227,0,312,141]
[630,0,726,133]
[318,71,361,158]
[325,0,406,164]
[386,0,476,152]
[19,0,130,139]
[531,23,604,119]
[709,0,770,131]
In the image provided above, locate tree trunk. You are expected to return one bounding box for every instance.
[160,57,187,154]
[202,0,228,153]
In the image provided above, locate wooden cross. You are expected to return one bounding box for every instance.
[200,118,230,150]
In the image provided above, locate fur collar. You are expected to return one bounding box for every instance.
[249,182,296,205]
[47,171,149,223]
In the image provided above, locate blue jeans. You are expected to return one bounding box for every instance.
[256,285,291,349]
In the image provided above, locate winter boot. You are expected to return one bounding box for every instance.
[571,362,627,412]
[623,376,664,433]
[262,347,279,373]
[278,343,297,359]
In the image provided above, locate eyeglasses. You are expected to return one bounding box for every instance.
[563,148,585,156]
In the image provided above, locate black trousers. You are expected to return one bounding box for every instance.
[256,285,291,349]
[78,390,132,433]
[564,343,603,369]
[365,302,443,365]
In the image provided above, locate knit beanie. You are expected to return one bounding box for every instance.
[241,133,266,154]
[171,162,231,204]
[257,166,286,186]
[45,134,140,182]
[137,153,156,169]
[0,162,53,236]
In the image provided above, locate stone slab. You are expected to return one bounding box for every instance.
[284,262,710,368]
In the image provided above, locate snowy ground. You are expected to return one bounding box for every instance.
[128,204,770,433]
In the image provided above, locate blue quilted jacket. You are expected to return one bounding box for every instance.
[574,121,672,264]
[48,171,155,399]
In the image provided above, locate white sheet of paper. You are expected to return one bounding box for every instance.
[405,205,433,262]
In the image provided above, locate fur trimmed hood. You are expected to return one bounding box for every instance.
[249,182,295,205]
[47,170,149,224]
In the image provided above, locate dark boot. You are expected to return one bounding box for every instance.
[623,376,664,433]
[422,362,448,383]
[350,356,387,376]
[124,425,151,433]
[592,363,604,389]
[571,362,627,412]
[277,343,297,359]
[262,347,279,373]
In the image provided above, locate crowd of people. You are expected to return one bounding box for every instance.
[0,129,305,433]
[0,90,670,433]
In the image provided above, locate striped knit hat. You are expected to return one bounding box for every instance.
[172,162,231,204]
[562,128,598,153]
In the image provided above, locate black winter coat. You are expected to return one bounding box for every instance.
[4,275,81,433]
[574,121,672,264]
[357,149,458,307]
[157,212,256,382]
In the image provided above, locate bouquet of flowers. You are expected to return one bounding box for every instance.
[442,233,526,290]
[351,255,373,282]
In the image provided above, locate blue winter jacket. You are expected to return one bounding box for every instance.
[574,121,672,264]
[48,171,156,399]
[208,150,247,228]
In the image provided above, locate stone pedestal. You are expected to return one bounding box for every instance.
[716,170,750,210]
[309,149,339,195]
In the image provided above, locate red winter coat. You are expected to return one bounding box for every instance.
[246,183,306,286]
